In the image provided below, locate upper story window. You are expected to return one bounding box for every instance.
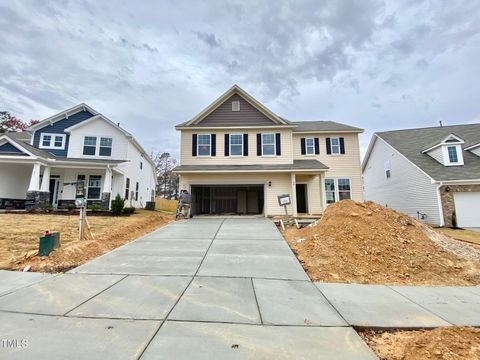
[262,133,275,156]
[305,138,315,155]
[140,161,143,170]
[330,137,341,154]
[384,161,391,178]
[447,146,458,163]
[83,136,113,157]
[197,134,211,156]
[39,133,66,149]
[232,101,240,111]
[99,137,112,156]
[230,134,243,156]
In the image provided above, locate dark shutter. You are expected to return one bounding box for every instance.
[326,137,331,155]
[314,137,320,155]
[211,134,216,156]
[300,138,306,155]
[192,134,197,156]
[339,137,345,154]
[275,133,281,156]
[256,133,262,156]
[224,134,229,156]
[243,134,248,156]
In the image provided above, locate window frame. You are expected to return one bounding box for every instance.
[447,146,458,163]
[330,137,341,155]
[305,137,315,156]
[324,178,336,204]
[337,178,352,201]
[82,136,113,157]
[197,134,212,157]
[135,182,139,201]
[232,100,240,111]
[261,133,276,157]
[77,174,103,200]
[99,137,113,157]
[229,134,244,157]
[39,133,66,150]
[324,178,352,204]
[125,178,130,200]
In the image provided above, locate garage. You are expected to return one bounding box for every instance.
[191,185,264,215]
[453,192,480,228]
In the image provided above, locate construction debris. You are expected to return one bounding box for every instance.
[282,200,480,285]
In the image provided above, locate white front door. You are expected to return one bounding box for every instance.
[453,192,480,227]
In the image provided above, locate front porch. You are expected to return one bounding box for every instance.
[0,161,125,210]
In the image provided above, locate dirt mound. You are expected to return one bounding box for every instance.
[283,200,480,285]
[361,327,480,360]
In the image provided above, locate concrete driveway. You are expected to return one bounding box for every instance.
[1,217,478,359]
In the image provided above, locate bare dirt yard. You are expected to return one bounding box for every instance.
[0,210,173,272]
[282,200,480,285]
[436,227,480,247]
[361,327,480,360]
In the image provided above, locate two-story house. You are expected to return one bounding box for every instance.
[0,103,156,210]
[173,85,363,217]
[362,124,480,227]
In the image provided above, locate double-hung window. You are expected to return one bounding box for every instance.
[230,134,243,156]
[125,178,130,200]
[99,137,112,156]
[87,175,102,200]
[325,179,336,204]
[305,138,315,155]
[197,134,211,156]
[325,178,351,204]
[40,133,66,149]
[262,133,275,156]
[447,146,458,163]
[330,137,341,154]
[83,136,97,155]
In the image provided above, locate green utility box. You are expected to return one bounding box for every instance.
[38,232,61,256]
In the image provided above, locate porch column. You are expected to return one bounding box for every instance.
[40,166,51,192]
[28,163,41,192]
[101,167,112,210]
[291,173,298,217]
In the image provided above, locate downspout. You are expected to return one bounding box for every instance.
[435,181,445,227]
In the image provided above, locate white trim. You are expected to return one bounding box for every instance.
[323,177,352,205]
[229,133,244,157]
[422,133,465,153]
[305,137,315,156]
[81,135,113,158]
[443,144,464,166]
[28,103,99,131]
[293,130,363,134]
[465,143,480,151]
[295,181,309,214]
[175,168,327,174]
[0,135,36,157]
[39,133,66,150]
[329,137,341,155]
[186,85,288,126]
[176,125,296,130]
[197,133,212,157]
[261,132,276,157]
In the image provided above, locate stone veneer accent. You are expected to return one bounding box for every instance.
[25,191,50,210]
[439,184,480,227]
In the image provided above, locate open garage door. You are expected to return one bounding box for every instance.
[191,185,264,215]
[453,192,480,228]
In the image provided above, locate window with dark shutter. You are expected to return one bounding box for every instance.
[192,134,198,156]
[326,137,331,155]
[275,133,281,156]
[314,138,320,155]
[224,134,229,156]
[301,138,306,155]
[243,134,248,156]
[256,133,262,156]
[211,134,216,156]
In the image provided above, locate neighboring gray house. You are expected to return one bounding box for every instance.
[362,124,480,227]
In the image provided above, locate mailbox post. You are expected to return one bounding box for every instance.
[277,194,291,218]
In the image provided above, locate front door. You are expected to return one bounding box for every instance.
[49,178,58,205]
[296,184,308,213]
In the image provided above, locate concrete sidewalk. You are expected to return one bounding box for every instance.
[0,217,478,359]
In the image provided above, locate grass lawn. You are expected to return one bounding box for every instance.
[0,210,173,271]
[435,228,480,246]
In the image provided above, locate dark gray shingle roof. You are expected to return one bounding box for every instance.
[292,121,363,133]
[377,123,480,181]
[174,159,328,172]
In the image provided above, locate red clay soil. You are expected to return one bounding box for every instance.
[283,200,480,285]
[361,327,480,360]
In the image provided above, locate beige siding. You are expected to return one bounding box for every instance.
[363,136,441,225]
[179,172,295,216]
[292,133,363,201]
[180,129,293,165]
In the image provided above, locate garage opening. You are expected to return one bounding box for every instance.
[191,185,264,215]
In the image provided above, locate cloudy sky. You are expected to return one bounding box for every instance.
[1,0,479,158]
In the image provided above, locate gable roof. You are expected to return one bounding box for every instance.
[292,121,363,133]
[64,114,133,137]
[177,85,291,128]
[364,123,480,182]
[0,133,51,158]
[28,103,99,131]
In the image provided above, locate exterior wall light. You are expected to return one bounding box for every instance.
[268,181,272,187]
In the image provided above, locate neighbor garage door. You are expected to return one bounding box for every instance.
[453,192,480,228]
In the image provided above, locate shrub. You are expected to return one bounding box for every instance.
[122,206,135,215]
[89,204,101,212]
[40,203,53,213]
[111,194,125,216]
[67,204,76,210]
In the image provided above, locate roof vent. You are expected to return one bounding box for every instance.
[232,101,240,112]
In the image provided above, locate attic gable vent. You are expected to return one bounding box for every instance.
[232,100,240,112]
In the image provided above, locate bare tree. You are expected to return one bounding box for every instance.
[151,151,179,199]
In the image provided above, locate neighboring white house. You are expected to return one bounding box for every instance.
[0,103,156,210]
[362,124,480,227]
